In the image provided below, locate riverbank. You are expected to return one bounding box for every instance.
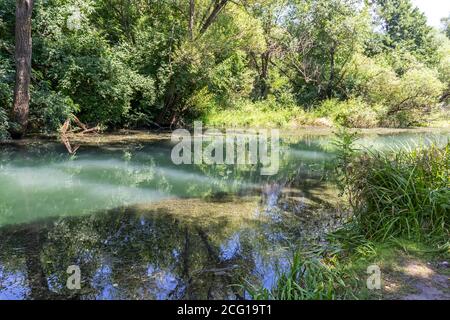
[1,126,449,149]
[202,102,450,129]
[346,239,449,300]
[248,137,449,300]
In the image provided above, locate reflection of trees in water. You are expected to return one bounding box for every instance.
[0,136,344,300]
[0,202,270,300]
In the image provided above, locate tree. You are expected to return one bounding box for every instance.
[283,0,370,101]
[442,14,450,39]
[374,0,437,64]
[10,0,34,139]
[244,0,287,100]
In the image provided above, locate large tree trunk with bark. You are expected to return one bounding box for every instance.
[10,0,33,139]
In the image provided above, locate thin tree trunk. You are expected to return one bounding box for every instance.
[189,0,195,40]
[259,51,270,99]
[198,0,228,36]
[11,0,33,139]
[326,44,336,99]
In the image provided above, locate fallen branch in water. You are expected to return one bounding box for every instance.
[60,116,99,154]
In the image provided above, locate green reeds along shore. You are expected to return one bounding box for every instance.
[246,135,449,300]
[348,142,449,242]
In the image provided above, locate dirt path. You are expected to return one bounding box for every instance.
[398,261,449,300]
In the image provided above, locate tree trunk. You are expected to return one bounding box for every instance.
[326,44,336,99]
[198,0,228,36]
[11,0,33,139]
[259,51,270,99]
[189,0,195,40]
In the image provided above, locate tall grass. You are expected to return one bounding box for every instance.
[348,142,449,241]
[202,100,316,128]
[246,253,355,300]
[246,136,449,301]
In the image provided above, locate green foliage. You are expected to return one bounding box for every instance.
[435,34,450,105]
[316,98,381,128]
[346,143,450,241]
[0,0,14,138]
[442,14,450,39]
[209,51,255,106]
[0,61,11,140]
[29,87,79,133]
[1,0,449,133]
[386,67,444,126]
[373,0,438,65]
[247,252,356,300]
[285,0,372,101]
[33,1,156,127]
[0,106,9,140]
[343,53,445,127]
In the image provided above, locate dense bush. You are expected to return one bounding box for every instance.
[1,0,449,134]
[33,1,156,127]
[315,98,381,128]
[29,87,78,133]
[348,143,450,240]
[436,34,450,104]
[0,65,11,141]
[341,53,445,127]
[0,0,14,138]
[388,67,444,125]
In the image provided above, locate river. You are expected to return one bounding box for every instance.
[0,128,448,299]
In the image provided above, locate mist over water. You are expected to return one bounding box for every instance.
[0,129,448,299]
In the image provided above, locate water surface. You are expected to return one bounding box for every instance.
[0,128,448,299]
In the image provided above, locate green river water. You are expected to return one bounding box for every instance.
[0,128,448,299]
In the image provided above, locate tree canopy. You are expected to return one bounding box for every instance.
[0,0,449,138]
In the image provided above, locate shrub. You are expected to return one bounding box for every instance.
[0,49,13,124]
[435,34,450,105]
[348,143,450,241]
[29,87,79,133]
[315,98,380,128]
[34,1,156,128]
[384,67,445,127]
[345,53,399,106]
[345,54,445,127]
[0,53,12,140]
[209,51,255,106]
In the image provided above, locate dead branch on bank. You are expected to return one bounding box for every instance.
[60,115,99,154]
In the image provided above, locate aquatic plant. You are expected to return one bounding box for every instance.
[246,252,355,300]
[331,127,360,207]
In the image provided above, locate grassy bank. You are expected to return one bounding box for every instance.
[201,100,450,129]
[247,136,449,300]
[247,238,449,300]
[202,101,318,128]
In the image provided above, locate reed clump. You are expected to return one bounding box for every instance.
[348,142,449,241]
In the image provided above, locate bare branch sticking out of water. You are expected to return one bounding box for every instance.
[60,115,99,154]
